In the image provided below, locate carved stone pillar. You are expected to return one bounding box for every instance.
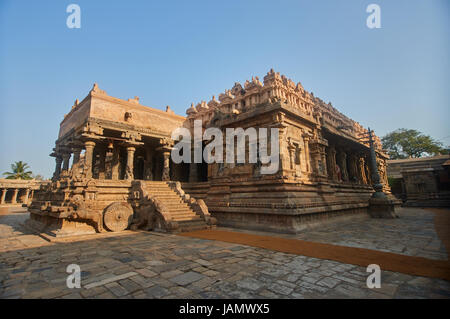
[72,147,82,167]
[125,146,136,180]
[358,156,367,184]
[278,126,288,174]
[84,141,96,179]
[98,148,107,179]
[0,189,6,204]
[303,135,310,173]
[365,157,372,185]
[337,150,349,182]
[327,146,337,181]
[111,147,120,180]
[348,153,359,183]
[62,153,71,172]
[162,151,171,181]
[11,189,18,204]
[320,146,328,177]
[53,155,63,180]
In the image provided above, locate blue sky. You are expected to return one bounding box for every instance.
[1,0,449,178]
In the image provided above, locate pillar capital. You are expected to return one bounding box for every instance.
[84,140,96,148]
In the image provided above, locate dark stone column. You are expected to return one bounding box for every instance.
[337,150,349,182]
[98,148,107,179]
[72,147,82,167]
[53,155,63,180]
[62,153,71,172]
[162,151,171,181]
[326,146,337,181]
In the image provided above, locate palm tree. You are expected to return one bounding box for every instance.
[3,161,33,180]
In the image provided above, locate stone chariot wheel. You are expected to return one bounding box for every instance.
[103,202,134,232]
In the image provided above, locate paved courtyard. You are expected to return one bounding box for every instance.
[0,207,449,299]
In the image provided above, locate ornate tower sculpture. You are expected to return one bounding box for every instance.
[367,128,398,218]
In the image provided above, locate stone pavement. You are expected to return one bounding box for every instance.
[221,208,448,260]
[0,208,449,299]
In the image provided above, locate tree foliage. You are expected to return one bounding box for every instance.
[2,161,33,180]
[381,128,446,159]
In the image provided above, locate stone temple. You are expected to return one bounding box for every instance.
[26,70,393,238]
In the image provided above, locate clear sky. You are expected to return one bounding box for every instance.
[1,0,449,178]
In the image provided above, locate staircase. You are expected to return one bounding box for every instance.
[138,181,209,232]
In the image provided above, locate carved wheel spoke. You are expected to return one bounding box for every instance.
[103,202,133,232]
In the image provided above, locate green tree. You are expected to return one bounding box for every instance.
[381,129,446,159]
[3,161,33,180]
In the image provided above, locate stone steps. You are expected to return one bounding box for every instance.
[139,181,209,232]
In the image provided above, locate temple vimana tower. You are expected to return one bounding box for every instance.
[26,69,391,238]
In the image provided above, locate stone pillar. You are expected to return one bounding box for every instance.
[348,153,359,183]
[111,147,120,180]
[11,189,18,204]
[125,146,135,180]
[327,146,337,181]
[358,156,367,184]
[72,147,82,167]
[365,158,372,185]
[98,148,107,179]
[278,126,288,174]
[337,150,349,182]
[53,155,63,180]
[24,188,30,205]
[320,147,328,177]
[62,153,71,171]
[0,189,6,204]
[84,141,96,179]
[162,151,171,181]
[303,135,310,173]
